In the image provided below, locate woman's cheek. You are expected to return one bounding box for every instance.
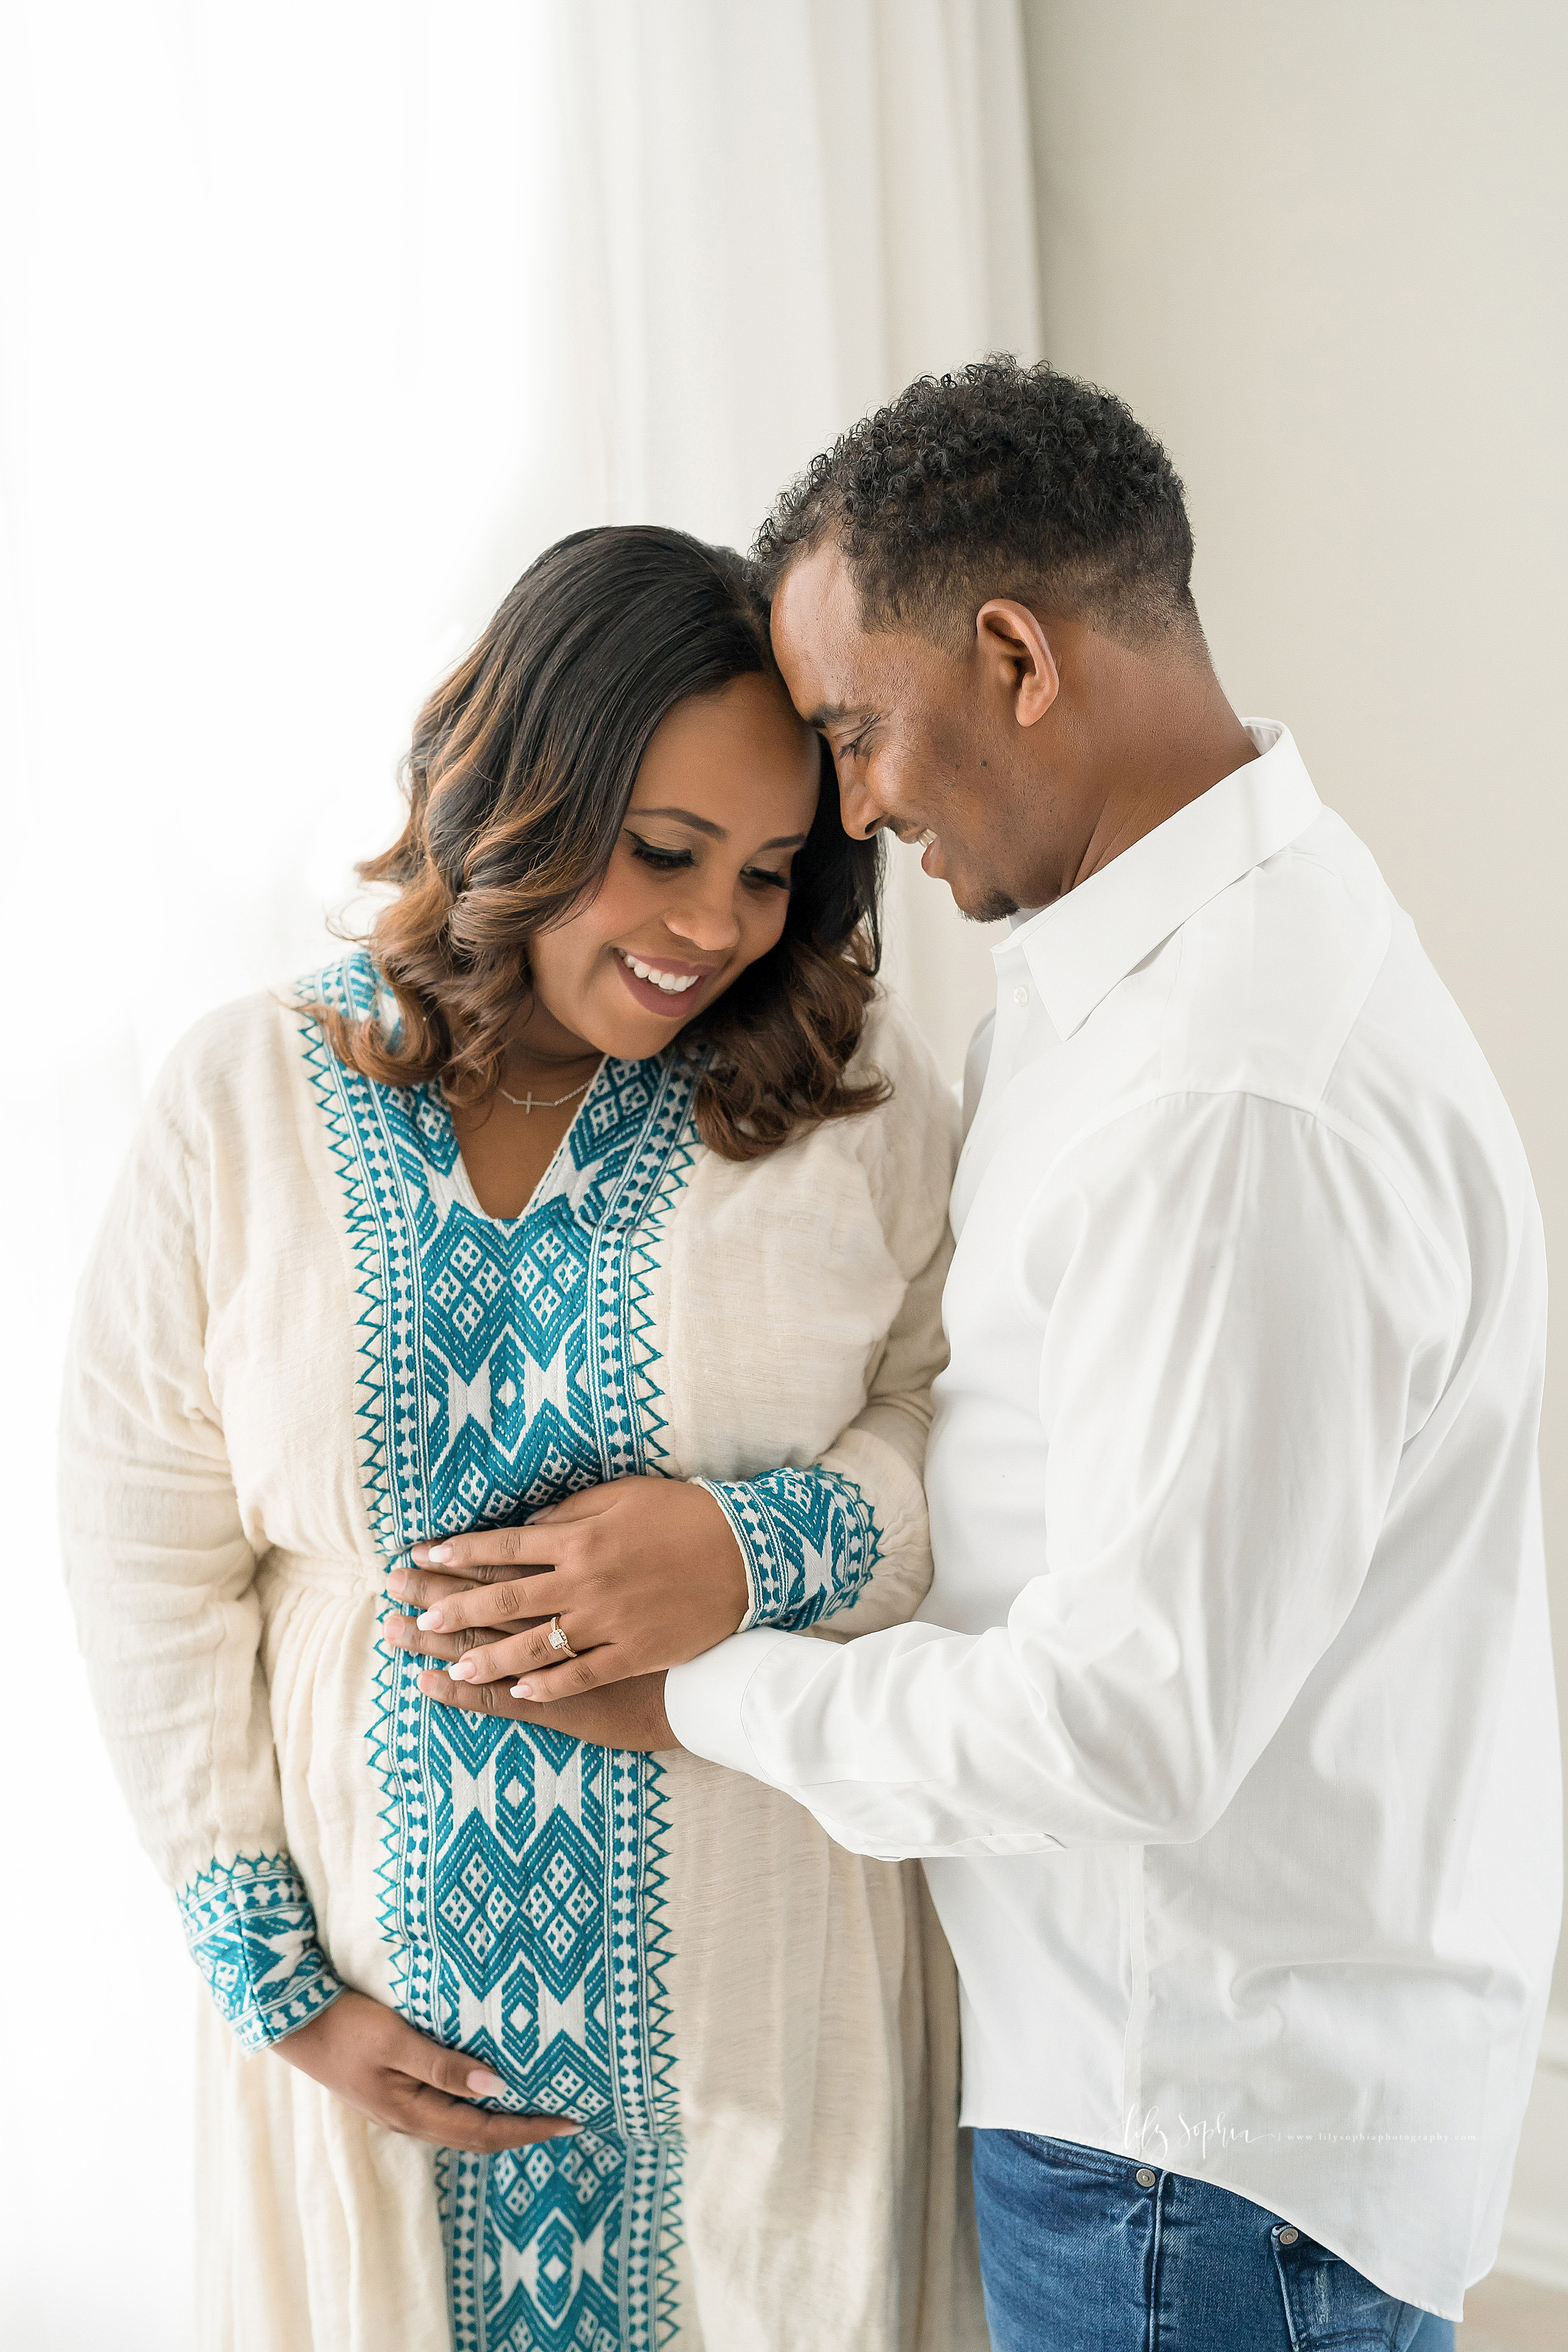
[526,919,605,1030]
[757,897,792,958]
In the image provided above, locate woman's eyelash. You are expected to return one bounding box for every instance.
[627,832,789,891]
[627,836,694,872]
[839,729,870,761]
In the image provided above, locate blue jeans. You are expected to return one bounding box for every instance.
[972,2131,1454,2351]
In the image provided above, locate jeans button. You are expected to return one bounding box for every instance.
[1278,2228,1299,2245]
[1135,2167,1157,2188]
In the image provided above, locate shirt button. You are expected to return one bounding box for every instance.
[1278,2228,1299,2246]
[1135,2168,1157,2189]
[1013,985,1030,1007]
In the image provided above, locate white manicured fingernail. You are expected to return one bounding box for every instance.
[511,1680,538,1700]
[426,1544,452,1564]
[417,1609,443,1630]
[467,2069,507,2097]
[447,1660,475,1681]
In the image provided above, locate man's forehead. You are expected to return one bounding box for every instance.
[772,541,886,715]
[774,538,855,638]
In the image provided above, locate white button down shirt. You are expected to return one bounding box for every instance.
[667,722,1560,2320]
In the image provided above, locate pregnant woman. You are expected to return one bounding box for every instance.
[61,527,982,2352]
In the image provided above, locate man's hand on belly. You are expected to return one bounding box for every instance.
[384,1475,744,1715]
[275,1989,583,2149]
[400,1655,678,1751]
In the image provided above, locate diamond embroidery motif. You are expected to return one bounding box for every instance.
[511,1199,591,1369]
[522,1811,601,2002]
[536,2216,577,2323]
[298,951,690,2352]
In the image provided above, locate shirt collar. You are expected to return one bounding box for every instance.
[998,720,1321,1039]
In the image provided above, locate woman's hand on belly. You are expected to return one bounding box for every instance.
[386,1475,747,1704]
[275,1989,581,2151]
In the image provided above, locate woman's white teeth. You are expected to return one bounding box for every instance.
[621,951,700,994]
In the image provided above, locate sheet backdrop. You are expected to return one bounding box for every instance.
[0,3,1037,2339]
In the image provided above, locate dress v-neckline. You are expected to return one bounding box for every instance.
[442,1057,609,1229]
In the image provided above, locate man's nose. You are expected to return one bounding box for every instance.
[836,770,885,842]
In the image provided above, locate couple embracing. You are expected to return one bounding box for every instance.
[64,361,1557,2352]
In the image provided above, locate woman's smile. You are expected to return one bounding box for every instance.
[612,943,720,1014]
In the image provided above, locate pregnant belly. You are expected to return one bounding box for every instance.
[257,1547,675,2139]
[382,1687,675,2139]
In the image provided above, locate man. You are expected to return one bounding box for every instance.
[410,361,1558,2346]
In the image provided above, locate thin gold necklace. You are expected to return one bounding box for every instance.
[496,1072,595,1115]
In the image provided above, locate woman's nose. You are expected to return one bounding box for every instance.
[663,886,742,956]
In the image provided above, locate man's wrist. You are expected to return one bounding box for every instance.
[664,1628,795,1778]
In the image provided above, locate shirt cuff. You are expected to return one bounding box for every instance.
[694,1470,879,1631]
[177,1851,347,2052]
[665,1628,799,1780]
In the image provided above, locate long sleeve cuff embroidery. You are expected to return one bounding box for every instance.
[176,1852,347,2052]
[698,1466,881,1631]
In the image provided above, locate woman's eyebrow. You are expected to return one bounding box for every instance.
[628,808,807,853]
[628,805,726,840]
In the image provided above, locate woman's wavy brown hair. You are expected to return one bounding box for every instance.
[310,524,888,1160]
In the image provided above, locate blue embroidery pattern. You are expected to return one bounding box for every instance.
[176,1853,345,2052]
[701,1465,881,1629]
[300,951,691,2352]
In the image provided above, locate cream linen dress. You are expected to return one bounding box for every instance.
[60,950,985,2352]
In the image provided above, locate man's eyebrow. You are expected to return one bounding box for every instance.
[627,805,726,840]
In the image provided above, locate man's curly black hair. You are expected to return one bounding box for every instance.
[754,355,1199,651]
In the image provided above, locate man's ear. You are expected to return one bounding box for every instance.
[975,599,1059,726]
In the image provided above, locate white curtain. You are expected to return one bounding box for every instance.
[0,5,1038,2339]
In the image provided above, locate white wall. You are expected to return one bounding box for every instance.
[1020,0,1568,2276]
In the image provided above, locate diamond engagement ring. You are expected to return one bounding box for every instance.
[546,1615,576,1659]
